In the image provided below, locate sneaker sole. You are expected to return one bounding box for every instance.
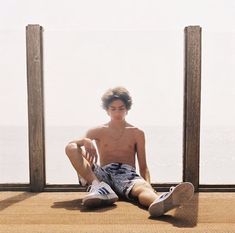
[149,182,194,217]
[83,194,119,208]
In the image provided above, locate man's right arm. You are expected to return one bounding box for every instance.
[69,127,101,164]
[70,127,100,148]
[68,137,97,164]
[69,138,90,147]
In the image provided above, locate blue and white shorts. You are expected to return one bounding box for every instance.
[92,162,145,199]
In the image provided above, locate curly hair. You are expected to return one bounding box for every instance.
[101,87,133,110]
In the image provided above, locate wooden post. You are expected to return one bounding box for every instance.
[26,25,45,192]
[183,26,202,191]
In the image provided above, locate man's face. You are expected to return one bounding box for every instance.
[107,99,127,121]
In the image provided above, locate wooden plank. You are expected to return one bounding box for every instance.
[26,25,45,192]
[199,184,235,192]
[44,184,235,192]
[2,182,235,192]
[183,26,202,191]
[44,183,178,192]
[0,184,30,191]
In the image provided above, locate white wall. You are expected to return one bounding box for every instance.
[0,0,235,126]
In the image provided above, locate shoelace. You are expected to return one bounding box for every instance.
[158,186,175,200]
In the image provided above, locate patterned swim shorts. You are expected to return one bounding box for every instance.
[92,162,144,199]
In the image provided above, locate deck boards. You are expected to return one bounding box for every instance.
[1,192,235,233]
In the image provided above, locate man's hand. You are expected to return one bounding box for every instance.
[83,138,98,165]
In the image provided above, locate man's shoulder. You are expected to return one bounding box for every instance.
[125,123,145,135]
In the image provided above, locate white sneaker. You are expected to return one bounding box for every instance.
[82,181,119,208]
[148,182,194,217]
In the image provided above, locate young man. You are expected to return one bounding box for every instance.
[65,87,194,217]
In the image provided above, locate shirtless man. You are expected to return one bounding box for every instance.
[65,87,194,217]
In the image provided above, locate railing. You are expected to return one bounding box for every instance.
[0,25,234,192]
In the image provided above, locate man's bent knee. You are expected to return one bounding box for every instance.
[65,142,79,157]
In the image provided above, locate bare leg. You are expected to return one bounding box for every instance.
[65,142,99,184]
[131,181,159,207]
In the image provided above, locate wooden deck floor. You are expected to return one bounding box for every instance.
[0,192,235,233]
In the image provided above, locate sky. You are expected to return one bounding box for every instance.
[1,0,235,127]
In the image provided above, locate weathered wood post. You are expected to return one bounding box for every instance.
[26,24,45,192]
[183,26,202,192]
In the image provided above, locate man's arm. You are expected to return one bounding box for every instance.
[69,127,100,164]
[135,129,151,183]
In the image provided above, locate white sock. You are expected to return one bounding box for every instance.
[92,180,100,186]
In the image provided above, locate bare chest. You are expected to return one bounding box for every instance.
[97,129,136,153]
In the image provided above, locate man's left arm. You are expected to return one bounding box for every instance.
[135,129,151,184]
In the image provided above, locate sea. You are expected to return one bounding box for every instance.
[0,125,235,185]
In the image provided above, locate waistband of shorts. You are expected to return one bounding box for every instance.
[101,162,136,170]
